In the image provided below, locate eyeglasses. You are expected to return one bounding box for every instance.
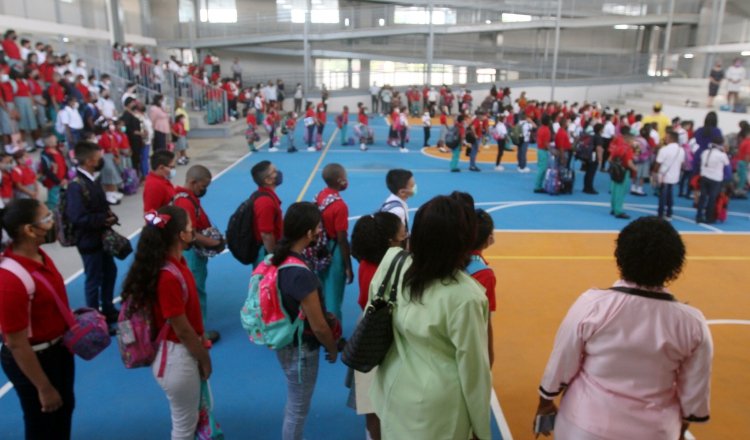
[34,212,54,226]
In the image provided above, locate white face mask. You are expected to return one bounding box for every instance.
[0,75,8,82]
[169,168,177,180]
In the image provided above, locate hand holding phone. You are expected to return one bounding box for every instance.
[533,413,556,438]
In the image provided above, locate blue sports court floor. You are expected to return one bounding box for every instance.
[1,115,747,439]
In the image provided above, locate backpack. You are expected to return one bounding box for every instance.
[57,176,90,247]
[609,157,627,184]
[240,255,308,350]
[465,254,490,276]
[445,126,460,149]
[301,192,341,273]
[510,123,523,146]
[116,262,187,369]
[121,168,139,195]
[574,134,594,162]
[226,191,271,265]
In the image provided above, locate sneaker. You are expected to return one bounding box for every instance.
[615,213,631,219]
[105,193,121,205]
[288,147,298,153]
[400,148,408,153]
[495,165,505,171]
[518,167,526,173]
[360,143,367,151]
[534,188,547,194]
[307,146,316,152]
[523,168,532,173]
[469,166,481,172]
[268,147,279,152]
[450,168,460,173]
[249,147,258,152]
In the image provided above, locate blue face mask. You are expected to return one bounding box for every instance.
[274,170,283,187]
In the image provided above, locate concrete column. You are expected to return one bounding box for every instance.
[360,59,371,91]
[303,0,312,95]
[108,0,125,44]
[347,58,353,89]
[467,66,477,84]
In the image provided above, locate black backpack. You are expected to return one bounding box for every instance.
[444,126,460,149]
[609,157,627,184]
[226,191,271,265]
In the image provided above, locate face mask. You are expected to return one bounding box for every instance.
[339,179,348,191]
[24,158,32,167]
[71,103,79,110]
[0,75,8,82]
[196,187,207,198]
[43,224,58,245]
[274,170,283,187]
[120,126,127,133]
[79,63,86,68]
[411,183,418,197]
[169,168,177,180]
[94,158,105,172]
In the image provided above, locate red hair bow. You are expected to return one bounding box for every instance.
[144,210,171,229]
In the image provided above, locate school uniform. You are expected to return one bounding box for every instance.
[0,246,75,440]
[315,188,349,323]
[535,125,552,190]
[174,187,212,319]
[143,172,176,213]
[608,137,633,216]
[252,186,283,266]
[152,256,205,440]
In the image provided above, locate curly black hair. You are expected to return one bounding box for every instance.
[350,211,401,264]
[615,216,685,288]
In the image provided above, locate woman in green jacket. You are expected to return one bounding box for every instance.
[370,195,492,439]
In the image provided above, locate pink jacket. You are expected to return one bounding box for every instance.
[539,280,712,439]
[148,105,170,134]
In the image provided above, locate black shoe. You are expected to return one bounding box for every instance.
[583,189,599,195]
[205,330,221,344]
[104,310,120,325]
[534,188,547,194]
[610,210,614,216]
[450,168,460,173]
[615,213,631,219]
[288,147,298,153]
[469,166,481,172]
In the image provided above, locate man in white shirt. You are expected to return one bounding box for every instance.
[370,82,381,114]
[97,92,117,120]
[696,142,730,223]
[725,58,746,108]
[231,58,242,83]
[518,115,534,173]
[655,131,685,220]
[263,80,277,103]
[34,42,46,65]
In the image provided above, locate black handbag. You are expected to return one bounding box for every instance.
[342,250,408,373]
[102,228,133,260]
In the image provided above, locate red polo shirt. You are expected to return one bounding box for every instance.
[174,187,210,231]
[358,111,368,126]
[143,172,176,213]
[12,164,36,186]
[28,79,43,97]
[0,247,69,344]
[315,188,348,240]
[153,256,204,343]
[40,62,56,83]
[76,83,90,101]
[246,113,256,127]
[0,82,13,102]
[316,106,326,124]
[2,39,20,60]
[98,132,120,155]
[469,251,496,312]
[610,136,634,164]
[554,127,572,151]
[13,80,30,98]
[357,260,378,310]
[0,170,12,198]
[536,125,551,150]
[41,149,67,189]
[48,82,66,103]
[253,186,282,242]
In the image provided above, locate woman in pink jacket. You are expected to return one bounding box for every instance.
[535,216,712,440]
[148,94,171,153]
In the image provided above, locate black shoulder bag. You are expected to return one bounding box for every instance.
[342,250,409,373]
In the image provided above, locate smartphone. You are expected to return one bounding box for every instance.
[534,413,556,434]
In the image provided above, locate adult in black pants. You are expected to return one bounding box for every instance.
[0,199,76,440]
[584,123,604,194]
[65,142,119,323]
[121,97,144,178]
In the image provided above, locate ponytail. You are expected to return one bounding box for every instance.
[270,237,294,266]
[269,202,320,267]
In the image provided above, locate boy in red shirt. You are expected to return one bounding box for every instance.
[114,119,132,170]
[0,151,13,205]
[245,107,259,152]
[609,127,638,219]
[11,150,38,200]
[143,150,176,212]
[39,132,68,210]
[249,160,283,265]
[304,102,316,150]
[283,111,298,153]
[315,163,352,323]
[466,209,497,366]
[336,106,349,145]
[313,102,326,151]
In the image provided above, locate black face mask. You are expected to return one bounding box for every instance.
[196,188,207,198]
[44,225,57,245]
[94,158,105,172]
[274,170,283,187]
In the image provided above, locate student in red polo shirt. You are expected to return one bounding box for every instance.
[609,127,638,219]
[466,209,497,367]
[1,30,21,65]
[534,114,553,193]
[303,102,316,150]
[0,152,14,205]
[0,198,77,439]
[121,205,211,439]
[11,150,38,200]
[173,165,224,343]
[143,150,177,213]
[38,132,67,210]
[250,160,283,266]
[313,102,326,151]
[314,163,352,323]
[554,117,573,168]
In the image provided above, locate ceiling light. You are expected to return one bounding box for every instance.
[485,20,492,24]
[742,51,750,56]
[683,53,694,59]
[378,18,385,26]
[344,18,350,26]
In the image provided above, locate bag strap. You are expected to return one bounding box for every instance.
[387,251,409,304]
[31,270,77,329]
[0,257,36,338]
[156,262,190,378]
[372,250,408,303]
[171,191,201,223]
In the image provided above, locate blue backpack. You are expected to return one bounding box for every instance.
[466,254,490,276]
[240,255,308,350]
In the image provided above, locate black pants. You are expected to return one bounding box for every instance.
[371,95,379,113]
[153,131,167,153]
[423,126,430,146]
[1,343,75,440]
[583,160,598,192]
[600,138,612,170]
[697,177,722,222]
[80,249,117,315]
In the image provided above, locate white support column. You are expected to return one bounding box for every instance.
[303,0,312,97]
[659,0,675,75]
[426,0,434,85]
[550,0,562,101]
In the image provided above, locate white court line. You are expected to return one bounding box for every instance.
[491,388,514,440]
[0,141,266,401]
[707,319,750,325]
[346,168,451,173]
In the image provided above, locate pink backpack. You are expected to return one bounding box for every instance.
[116,262,187,369]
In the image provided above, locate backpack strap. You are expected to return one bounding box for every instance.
[171,191,201,223]
[156,262,189,378]
[466,254,490,276]
[316,192,341,212]
[0,257,35,338]
[380,200,408,231]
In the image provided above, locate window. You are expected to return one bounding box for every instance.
[277,0,340,24]
[501,13,532,23]
[477,68,496,83]
[198,0,237,23]
[393,6,457,25]
[178,0,195,23]
[602,3,647,16]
